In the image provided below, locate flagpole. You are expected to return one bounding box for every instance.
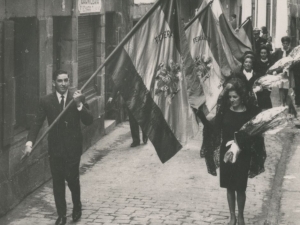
[23,0,163,159]
[184,0,214,30]
[238,16,251,29]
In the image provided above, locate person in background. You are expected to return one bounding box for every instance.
[253,28,267,56]
[266,36,273,53]
[292,62,300,107]
[261,26,268,41]
[242,51,256,68]
[271,36,293,106]
[238,55,259,90]
[254,45,273,110]
[230,14,237,30]
[22,70,93,225]
[108,85,148,147]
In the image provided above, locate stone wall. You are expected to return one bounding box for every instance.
[0,0,133,216]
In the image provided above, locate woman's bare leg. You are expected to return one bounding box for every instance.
[227,188,236,225]
[237,190,246,225]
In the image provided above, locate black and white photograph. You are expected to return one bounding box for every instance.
[1,0,300,224]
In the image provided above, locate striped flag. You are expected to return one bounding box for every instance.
[236,17,254,50]
[107,0,196,163]
[185,2,240,118]
[202,0,252,62]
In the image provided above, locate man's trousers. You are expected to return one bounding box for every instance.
[128,109,147,144]
[49,156,81,217]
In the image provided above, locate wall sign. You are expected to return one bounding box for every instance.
[78,0,102,14]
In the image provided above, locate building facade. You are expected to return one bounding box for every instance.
[0,0,133,216]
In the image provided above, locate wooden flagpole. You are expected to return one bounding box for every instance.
[22,0,163,160]
[238,16,252,30]
[184,0,214,30]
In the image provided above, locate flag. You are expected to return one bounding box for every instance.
[236,17,254,50]
[107,0,196,163]
[185,2,240,118]
[202,0,252,62]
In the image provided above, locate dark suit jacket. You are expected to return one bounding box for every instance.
[254,59,274,77]
[254,37,267,54]
[27,91,93,159]
[234,71,259,90]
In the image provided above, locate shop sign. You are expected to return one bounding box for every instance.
[78,0,102,14]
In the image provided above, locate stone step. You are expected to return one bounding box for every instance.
[104,120,116,135]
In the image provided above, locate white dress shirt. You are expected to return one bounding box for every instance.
[25,91,83,148]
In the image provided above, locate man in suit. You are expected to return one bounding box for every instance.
[22,70,93,225]
[253,28,266,55]
[107,85,148,147]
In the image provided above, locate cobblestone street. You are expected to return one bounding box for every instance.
[0,111,297,225]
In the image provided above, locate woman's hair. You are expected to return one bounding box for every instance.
[259,45,270,57]
[281,36,291,43]
[242,55,254,69]
[222,77,248,108]
[261,26,268,34]
[243,51,254,59]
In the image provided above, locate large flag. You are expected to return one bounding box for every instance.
[107,0,196,163]
[201,0,252,62]
[185,2,240,118]
[236,17,254,50]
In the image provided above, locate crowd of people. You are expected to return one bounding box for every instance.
[252,28,300,109]
[197,24,300,224]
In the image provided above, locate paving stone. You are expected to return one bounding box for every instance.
[0,121,293,225]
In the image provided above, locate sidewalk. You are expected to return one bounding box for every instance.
[0,118,292,225]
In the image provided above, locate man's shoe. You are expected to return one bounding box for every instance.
[55,216,67,225]
[130,142,140,147]
[143,137,148,144]
[72,204,82,222]
[72,209,82,222]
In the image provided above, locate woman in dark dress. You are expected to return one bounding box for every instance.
[198,77,266,225]
[254,45,273,110]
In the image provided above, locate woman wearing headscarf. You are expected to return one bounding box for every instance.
[197,77,266,225]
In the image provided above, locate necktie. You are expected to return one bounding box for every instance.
[60,95,64,111]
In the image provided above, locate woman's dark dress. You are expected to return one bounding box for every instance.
[255,59,273,109]
[220,108,253,191]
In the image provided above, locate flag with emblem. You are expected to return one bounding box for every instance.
[185,1,241,118]
[106,0,196,163]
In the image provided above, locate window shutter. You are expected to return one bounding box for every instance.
[2,20,15,147]
[78,16,96,96]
